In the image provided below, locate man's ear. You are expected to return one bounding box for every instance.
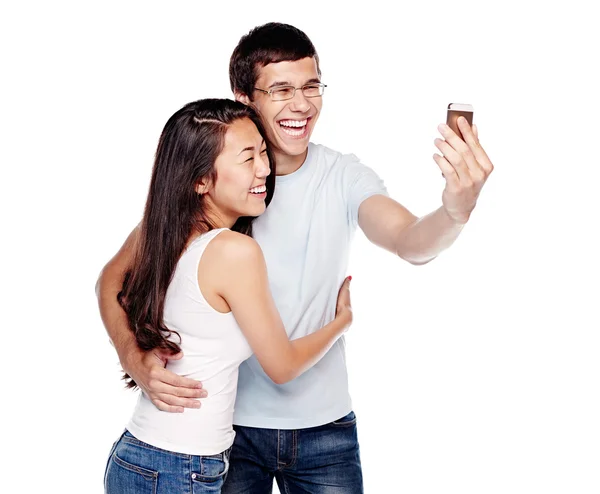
[235,91,251,106]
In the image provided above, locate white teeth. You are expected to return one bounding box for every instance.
[281,126,304,137]
[279,119,308,128]
[249,185,266,194]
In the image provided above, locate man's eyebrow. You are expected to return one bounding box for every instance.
[267,80,292,88]
[267,78,321,88]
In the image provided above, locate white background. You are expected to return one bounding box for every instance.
[2,1,599,493]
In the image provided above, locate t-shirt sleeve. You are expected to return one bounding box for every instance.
[342,155,389,227]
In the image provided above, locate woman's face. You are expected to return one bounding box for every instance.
[201,118,271,226]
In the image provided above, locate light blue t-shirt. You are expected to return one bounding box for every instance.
[233,142,388,429]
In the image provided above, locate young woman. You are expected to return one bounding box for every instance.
[104,99,352,493]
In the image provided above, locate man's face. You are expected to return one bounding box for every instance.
[245,57,323,159]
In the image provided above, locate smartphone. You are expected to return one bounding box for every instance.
[446,103,474,139]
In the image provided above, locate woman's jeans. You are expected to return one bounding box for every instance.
[104,430,231,493]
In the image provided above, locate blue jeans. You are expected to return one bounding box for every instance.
[222,411,363,494]
[104,430,231,493]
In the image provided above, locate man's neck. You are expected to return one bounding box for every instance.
[274,147,308,176]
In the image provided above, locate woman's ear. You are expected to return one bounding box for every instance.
[195,179,210,196]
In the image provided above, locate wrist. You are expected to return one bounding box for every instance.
[442,205,470,227]
[337,308,353,329]
[118,339,143,375]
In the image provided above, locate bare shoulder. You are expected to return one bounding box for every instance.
[211,230,261,257]
[203,230,264,270]
[202,230,266,299]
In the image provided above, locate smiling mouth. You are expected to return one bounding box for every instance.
[278,118,310,138]
[249,184,267,194]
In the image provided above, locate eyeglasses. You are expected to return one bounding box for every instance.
[254,83,327,102]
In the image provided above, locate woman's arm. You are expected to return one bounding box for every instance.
[209,231,352,385]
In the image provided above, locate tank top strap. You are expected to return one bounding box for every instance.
[176,227,231,313]
[186,227,230,256]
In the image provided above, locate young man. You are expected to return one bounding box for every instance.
[97,23,493,493]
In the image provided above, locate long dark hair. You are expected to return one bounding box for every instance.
[118,98,276,387]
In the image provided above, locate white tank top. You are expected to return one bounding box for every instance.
[126,228,252,455]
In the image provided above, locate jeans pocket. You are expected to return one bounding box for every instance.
[331,410,357,427]
[105,451,158,494]
[192,452,230,484]
[104,434,122,487]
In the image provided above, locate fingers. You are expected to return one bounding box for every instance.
[336,276,352,305]
[152,391,202,410]
[151,379,206,399]
[456,118,494,176]
[157,366,204,390]
[336,276,353,325]
[150,399,185,413]
[437,123,483,180]
[161,351,183,361]
[145,376,205,412]
[434,137,472,184]
[147,366,206,395]
[339,275,352,305]
[136,351,207,413]
[436,120,493,183]
[141,365,207,413]
[339,276,352,296]
[433,153,459,189]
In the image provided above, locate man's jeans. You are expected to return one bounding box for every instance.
[222,411,363,494]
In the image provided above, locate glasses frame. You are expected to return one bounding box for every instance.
[253,83,327,101]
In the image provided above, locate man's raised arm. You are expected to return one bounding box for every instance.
[358,118,494,264]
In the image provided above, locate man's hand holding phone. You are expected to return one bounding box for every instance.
[432,103,494,224]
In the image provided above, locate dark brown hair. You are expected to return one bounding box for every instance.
[229,22,320,100]
[118,98,275,388]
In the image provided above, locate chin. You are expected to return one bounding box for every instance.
[245,206,266,217]
[280,139,310,156]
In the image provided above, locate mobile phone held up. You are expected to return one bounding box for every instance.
[446,103,474,140]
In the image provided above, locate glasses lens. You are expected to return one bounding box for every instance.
[302,84,324,98]
[271,86,295,101]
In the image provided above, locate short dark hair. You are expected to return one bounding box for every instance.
[229,22,320,100]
